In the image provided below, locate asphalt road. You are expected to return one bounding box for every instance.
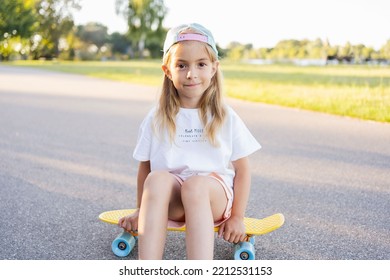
[0,64,389,260]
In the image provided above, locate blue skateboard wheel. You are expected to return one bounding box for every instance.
[111,231,137,257]
[234,241,255,260]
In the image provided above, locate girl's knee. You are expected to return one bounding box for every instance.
[143,171,172,196]
[181,177,208,203]
[143,171,180,202]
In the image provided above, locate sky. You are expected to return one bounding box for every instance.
[73,0,390,49]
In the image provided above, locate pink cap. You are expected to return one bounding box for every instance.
[163,23,218,56]
[176,33,208,43]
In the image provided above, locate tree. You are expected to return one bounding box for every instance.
[31,0,80,59]
[307,38,325,59]
[338,42,352,60]
[110,32,132,56]
[0,0,38,60]
[76,22,109,50]
[226,42,254,60]
[380,39,390,59]
[0,0,81,60]
[72,23,110,60]
[0,0,38,38]
[115,0,167,58]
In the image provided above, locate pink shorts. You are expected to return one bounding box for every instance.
[168,172,233,229]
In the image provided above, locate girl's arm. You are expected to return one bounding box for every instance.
[118,161,150,232]
[218,156,251,243]
[136,161,151,208]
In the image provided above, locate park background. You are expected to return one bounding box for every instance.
[1,0,390,123]
[2,0,390,62]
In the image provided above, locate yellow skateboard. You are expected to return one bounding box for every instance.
[99,209,284,260]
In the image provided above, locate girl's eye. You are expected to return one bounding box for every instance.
[177,64,186,69]
[199,62,207,67]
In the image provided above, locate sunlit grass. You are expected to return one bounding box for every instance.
[7,60,390,122]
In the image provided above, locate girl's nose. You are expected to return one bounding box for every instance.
[186,67,197,79]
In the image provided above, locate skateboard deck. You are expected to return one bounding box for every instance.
[99,209,284,260]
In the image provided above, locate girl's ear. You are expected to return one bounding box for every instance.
[162,65,172,80]
[211,61,219,77]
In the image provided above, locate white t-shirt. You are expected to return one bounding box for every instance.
[133,106,261,189]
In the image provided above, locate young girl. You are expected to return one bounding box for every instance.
[119,23,261,260]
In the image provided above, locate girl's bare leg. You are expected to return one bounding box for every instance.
[181,176,228,259]
[138,171,183,259]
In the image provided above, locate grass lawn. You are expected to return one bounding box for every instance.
[7,60,390,122]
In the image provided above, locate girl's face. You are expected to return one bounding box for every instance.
[163,40,218,108]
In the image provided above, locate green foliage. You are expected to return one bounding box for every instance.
[0,0,80,60]
[1,0,389,62]
[0,0,38,38]
[0,0,38,60]
[76,23,108,49]
[115,0,167,58]
[110,32,132,56]
[226,39,390,63]
[380,40,390,59]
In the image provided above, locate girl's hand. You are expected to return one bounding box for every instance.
[118,209,140,233]
[218,215,246,243]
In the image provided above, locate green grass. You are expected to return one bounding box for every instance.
[6,60,390,122]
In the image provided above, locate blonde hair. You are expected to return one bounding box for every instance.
[154,39,226,146]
